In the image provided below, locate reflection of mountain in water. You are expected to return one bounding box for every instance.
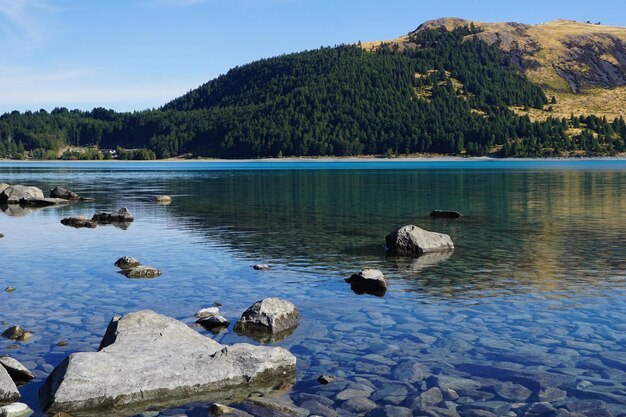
[153,169,626,298]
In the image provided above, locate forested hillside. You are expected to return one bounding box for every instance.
[1,25,625,159]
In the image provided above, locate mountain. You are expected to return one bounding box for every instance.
[1,19,625,160]
[364,18,626,121]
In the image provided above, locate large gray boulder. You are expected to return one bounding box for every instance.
[0,185,44,205]
[0,366,20,404]
[385,225,454,255]
[39,310,296,416]
[234,298,300,336]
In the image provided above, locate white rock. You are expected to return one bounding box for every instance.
[195,307,220,319]
[0,402,32,417]
[0,356,34,382]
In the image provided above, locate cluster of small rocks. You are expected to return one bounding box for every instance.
[114,256,162,279]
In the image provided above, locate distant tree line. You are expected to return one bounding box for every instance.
[0,26,624,159]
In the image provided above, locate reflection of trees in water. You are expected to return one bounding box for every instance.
[2,167,625,298]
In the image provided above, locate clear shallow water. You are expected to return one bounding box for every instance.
[1,160,626,417]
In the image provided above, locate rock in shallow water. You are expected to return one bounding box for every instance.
[345,269,388,296]
[0,366,20,403]
[114,257,161,279]
[0,402,32,417]
[49,186,79,200]
[0,356,34,384]
[92,208,134,223]
[234,298,300,336]
[114,256,141,270]
[39,310,296,416]
[1,326,32,342]
[430,210,463,219]
[0,185,44,204]
[385,225,454,255]
[60,216,97,229]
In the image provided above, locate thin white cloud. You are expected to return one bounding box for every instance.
[0,0,54,48]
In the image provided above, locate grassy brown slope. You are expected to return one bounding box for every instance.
[363,18,626,120]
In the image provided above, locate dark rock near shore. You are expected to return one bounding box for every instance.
[39,310,296,416]
[430,210,463,219]
[49,187,79,200]
[60,217,97,229]
[317,375,337,385]
[92,208,133,223]
[385,225,454,255]
[18,197,69,208]
[197,315,230,330]
[234,298,300,341]
[345,269,388,296]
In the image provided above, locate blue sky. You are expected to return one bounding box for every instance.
[1,0,625,113]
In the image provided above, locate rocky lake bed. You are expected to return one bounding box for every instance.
[0,161,625,417]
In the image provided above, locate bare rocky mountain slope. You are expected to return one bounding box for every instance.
[364,18,626,119]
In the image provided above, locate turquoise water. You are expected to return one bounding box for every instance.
[1,160,626,416]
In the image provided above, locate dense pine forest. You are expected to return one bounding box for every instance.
[1,26,625,160]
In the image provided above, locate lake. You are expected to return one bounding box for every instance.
[1,160,626,417]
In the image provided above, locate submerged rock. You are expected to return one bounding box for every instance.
[60,217,97,229]
[1,326,32,342]
[385,225,454,255]
[0,366,20,403]
[234,298,300,340]
[430,210,463,219]
[345,269,388,296]
[4,288,15,293]
[0,356,34,384]
[253,264,271,271]
[121,265,161,279]
[92,208,133,223]
[39,310,296,416]
[317,375,337,385]
[0,185,44,205]
[152,195,172,204]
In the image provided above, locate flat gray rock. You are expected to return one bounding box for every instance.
[0,366,20,403]
[0,185,44,205]
[385,225,454,255]
[39,310,296,416]
[0,356,34,384]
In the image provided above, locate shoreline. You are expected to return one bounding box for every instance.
[1,155,626,163]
